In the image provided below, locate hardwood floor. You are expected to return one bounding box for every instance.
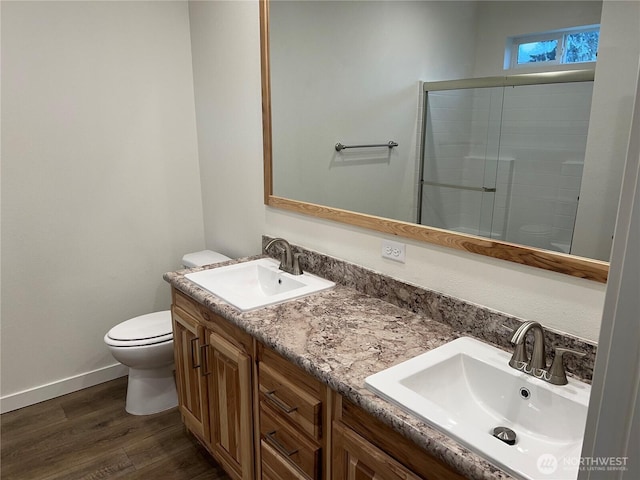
[1,377,230,480]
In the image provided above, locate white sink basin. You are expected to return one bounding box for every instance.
[365,337,591,480]
[184,258,335,312]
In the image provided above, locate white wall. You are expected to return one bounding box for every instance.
[1,1,205,410]
[189,0,639,344]
[188,0,265,258]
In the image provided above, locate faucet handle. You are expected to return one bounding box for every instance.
[547,347,586,385]
[291,252,303,275]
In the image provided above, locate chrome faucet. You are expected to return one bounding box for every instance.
[508,321,585,385]
[263,238,303,275]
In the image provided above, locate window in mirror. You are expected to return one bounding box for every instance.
[564,29,600,63]
[507,26,600,69]
[517,39,559,65]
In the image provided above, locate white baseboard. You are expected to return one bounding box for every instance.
[0,363,129,414]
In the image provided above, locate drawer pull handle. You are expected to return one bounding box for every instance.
[200,344,211,376]
[265,430,298,457]
[190,337,200,368]
[266,390,297,414]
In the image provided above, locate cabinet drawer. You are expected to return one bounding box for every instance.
[261,439,308,480]
[258,350,323,440]
[260,402,321,480]
[259,362,322,440]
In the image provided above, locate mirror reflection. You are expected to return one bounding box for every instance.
[420,74,593,255]
[269,0,616,263]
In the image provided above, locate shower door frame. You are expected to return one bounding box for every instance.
[418,69,595,244]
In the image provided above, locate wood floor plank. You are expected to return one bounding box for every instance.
[1,409,179,479]
[58,376,128,420]
[39,448,136,480]
[191,470,231,480]
[1,376,128,450]
[0,401,68,442]
[117,442,226,480]
[0,378,230,480]
[122,423,197,469]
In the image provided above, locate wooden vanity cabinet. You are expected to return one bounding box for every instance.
[171,290,254,480]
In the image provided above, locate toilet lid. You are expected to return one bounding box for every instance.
[107,311,173,343]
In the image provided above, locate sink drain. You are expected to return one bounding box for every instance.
[492,426,517,446]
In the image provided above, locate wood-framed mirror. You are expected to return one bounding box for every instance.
[259,0,610,283]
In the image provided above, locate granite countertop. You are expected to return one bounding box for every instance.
[164,256,515,480]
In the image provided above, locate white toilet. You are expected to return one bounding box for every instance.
[104,250,231,415]
[518,224,552,250]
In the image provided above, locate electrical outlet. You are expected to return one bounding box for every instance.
[381,239,406,263]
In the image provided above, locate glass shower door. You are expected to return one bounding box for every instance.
[496,81,592,252]
[420,86,504,238]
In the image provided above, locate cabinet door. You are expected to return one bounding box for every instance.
[172,310,210,441]
[207,331,254,480]
[332,422,421,480]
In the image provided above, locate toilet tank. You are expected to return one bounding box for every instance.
[182,250,231,268]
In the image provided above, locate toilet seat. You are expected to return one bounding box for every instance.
[105,311,173,347]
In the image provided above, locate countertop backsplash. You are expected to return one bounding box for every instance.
[262,235,597,382]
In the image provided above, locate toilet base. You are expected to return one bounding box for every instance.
[125,365,178,415]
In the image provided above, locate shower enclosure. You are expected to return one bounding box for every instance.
[419,70,594,253]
